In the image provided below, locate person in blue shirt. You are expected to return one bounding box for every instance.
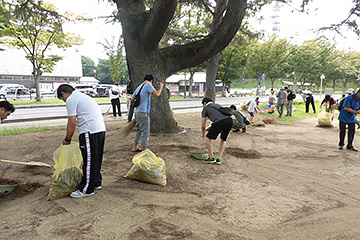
[130,74,163,152]
[338,89,360,151]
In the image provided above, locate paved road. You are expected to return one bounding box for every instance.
[4,96,266,122]
[0,94,336,129]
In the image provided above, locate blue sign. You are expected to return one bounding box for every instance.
[261,74,266,79]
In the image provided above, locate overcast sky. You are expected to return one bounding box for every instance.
[47,0,359,62]
[251,0,359,50]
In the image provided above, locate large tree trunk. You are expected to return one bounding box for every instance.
[33,64,41,101]
[205,0,227,102]
[205,52,220,101]
[188,71,195,98]
[115,0,247,133]
[126,50,178,133]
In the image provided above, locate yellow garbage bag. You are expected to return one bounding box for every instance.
[317,111,334,127]
[125,149,166,186]
[47,142,83,200]
[240,103,248,112]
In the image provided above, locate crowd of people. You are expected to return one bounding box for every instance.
[3,79,360,199]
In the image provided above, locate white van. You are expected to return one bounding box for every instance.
[5,88,32,101]
[0,84,25,99]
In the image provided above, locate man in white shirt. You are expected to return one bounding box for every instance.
[247,97,262,123]
[57,84,106,198]
[110,83,122,118]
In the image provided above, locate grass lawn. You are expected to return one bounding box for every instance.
[259,100,320,126]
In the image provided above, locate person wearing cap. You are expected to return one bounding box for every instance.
[347,88,355,96]
[247,97,262,124]
[268,89,276,110]
[338,89,360,151]
[276,86,287,117]
[299,89,316,113]
[201,97,233,165]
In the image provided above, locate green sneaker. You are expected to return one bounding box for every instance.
[204,157,216,164]
[215,158,222,165]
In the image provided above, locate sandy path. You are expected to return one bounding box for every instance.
[1,113,360,239]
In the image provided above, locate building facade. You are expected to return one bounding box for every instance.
[0,47,82,90]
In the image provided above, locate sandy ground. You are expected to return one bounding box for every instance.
[1,112,360,240]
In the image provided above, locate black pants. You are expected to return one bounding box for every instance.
[78,131,106,194]
[305,95,316,113]
[111,98,121,117]
[339,121,355,148]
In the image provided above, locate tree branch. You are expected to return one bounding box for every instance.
[144,0,177,50]
[161,0,247,76]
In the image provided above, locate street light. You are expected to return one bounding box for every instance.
[320,74,325,97]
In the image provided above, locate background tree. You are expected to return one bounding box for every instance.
[245,40,268,95]
[205,0,228,101]
[0,1,7,51]
[96,59,113,84]
[1,0,82,101]
[99,36,128,84]
[322,49,346,90]
[342,51,360,90]
[262,36,291,90]
[283,40,330,91]
[217,33,249,94]
[81,56,96,77]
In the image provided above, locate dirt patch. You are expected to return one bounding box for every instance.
[1,113,360,239]
[226,147,262,159]
[0,178,43,201]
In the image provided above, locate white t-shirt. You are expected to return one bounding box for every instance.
[109,85,121,100]
[66,91,106,134]
[247,99,257,113]
[268,95,276,104]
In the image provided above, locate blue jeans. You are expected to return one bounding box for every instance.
[127,101,134,122]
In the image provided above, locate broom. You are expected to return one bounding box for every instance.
[0,159,51,167]
[103,106,112,117]
[119,119,136,139]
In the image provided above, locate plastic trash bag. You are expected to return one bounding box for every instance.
[240,103,248,112]
[316,111,334,127]
[47,142,83,200]
[124,149,166,186]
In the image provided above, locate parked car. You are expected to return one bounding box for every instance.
[0,84,25,99]
[96,86,110,97]
[78,89,99,98]
[6,88,33,101]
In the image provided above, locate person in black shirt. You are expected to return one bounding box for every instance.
[201,97,233,165]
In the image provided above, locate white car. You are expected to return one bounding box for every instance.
[78,88,99,98]
[5,88,33,101]
[0,84,25,99]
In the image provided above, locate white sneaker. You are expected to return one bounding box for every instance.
[70,189,94,198]
[94,186,102,190]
